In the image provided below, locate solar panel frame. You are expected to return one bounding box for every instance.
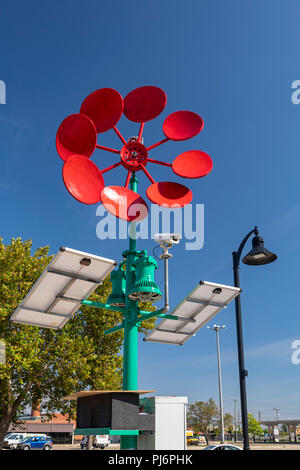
[144,281,241,345]
[10,246,117,329]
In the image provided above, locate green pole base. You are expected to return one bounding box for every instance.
[120,435,138,450]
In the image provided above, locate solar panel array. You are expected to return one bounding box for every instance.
[10,247,117,329]
[144,281,241,345]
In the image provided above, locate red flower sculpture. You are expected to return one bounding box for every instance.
[56,86,213,221]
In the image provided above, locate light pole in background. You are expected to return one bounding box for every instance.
[233,398,238,442]
[208,324,226,444]
[232,226,277,450]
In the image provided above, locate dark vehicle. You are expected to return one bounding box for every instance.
[202,444,242,451]
[17,436,53,450]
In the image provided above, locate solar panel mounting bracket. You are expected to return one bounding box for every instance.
[16,306,72,319]
[185,297,227,309]
[47,267,102,284]
[155,328,195,336]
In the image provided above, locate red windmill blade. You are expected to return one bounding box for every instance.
[124,85,167,142]
[101,186,148,222]
[80,88,124,134]
[162,110,204,141]
[56,86,213,221]
[172,150,213,179]
[62,155,104,204]
[146,181,193,207]
[56,113,97,161]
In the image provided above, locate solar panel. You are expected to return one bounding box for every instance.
[144,281,241,345]
[10,246,117,329]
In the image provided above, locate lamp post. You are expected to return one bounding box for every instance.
[207,324,226,444]
[232,226,277,450]
[233,398,238,442]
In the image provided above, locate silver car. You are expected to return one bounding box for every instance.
[202,444,243,451]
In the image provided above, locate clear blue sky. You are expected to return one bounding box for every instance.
[1,0,300,422]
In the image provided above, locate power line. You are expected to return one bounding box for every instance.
[273,408,280,420]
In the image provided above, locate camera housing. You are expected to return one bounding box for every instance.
[154,233,182,247]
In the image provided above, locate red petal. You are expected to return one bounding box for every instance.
[124,86,167,123]
[163,111,204,141]
[63,155,104,204]
[56,114,97,161]
[101,186,148,221]
[146,182,192,207]
[172,150,213,178]
[80,88,124,133]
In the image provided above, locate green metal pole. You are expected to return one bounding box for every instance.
[81,299,126,313]
[121,173,139,450]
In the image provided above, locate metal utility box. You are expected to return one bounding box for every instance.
[77,392,140,430]
[138,396,188,450]
[64,390,155,436]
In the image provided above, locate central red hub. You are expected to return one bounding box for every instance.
[120,140,148,171]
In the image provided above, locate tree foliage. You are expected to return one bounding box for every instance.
[187,398,234,442]
[224,413,233,429]
[0,237,155,448]
[248,413,264,436]
[187,398,219,443]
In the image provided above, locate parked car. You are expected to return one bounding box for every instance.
[16,435,53,450]
[3,433,47,449]
[187,436,200,446]
[4,433,27,449]
[202,444,243,451]
[94,435,109,449]
[80,435,109,449]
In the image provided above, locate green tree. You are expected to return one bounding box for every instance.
[0,238,155,448]
[281,424,288,435]
[224,413,233,431]
[187,398,219,444]
[248,413,264,437]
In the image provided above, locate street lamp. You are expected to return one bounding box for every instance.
[207,324,226,444]
[232,226,277,450]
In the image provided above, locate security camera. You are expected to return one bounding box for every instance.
[154,233,182,247]
[154,234,182,260]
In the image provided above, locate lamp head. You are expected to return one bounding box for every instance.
[128,252,162,303]
[106,268,126,306]
[242,233,277,266]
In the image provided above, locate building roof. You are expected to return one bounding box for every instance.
[260,420,300,426]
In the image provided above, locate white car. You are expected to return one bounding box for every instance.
[202,444,243,451]
[80,435,110,450]
[3,433,47,449]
